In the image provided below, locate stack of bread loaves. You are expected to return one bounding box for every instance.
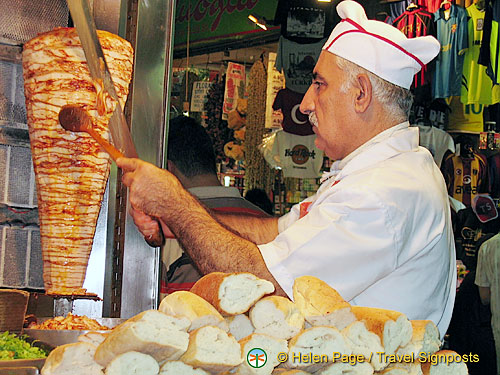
[40,272,468,375]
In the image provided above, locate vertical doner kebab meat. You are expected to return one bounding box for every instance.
[22,28,133,295]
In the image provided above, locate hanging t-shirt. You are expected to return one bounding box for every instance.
[447,96,484,133]
[432,5,469,99]
[487,0,500,84]
[388,0,413,24]
[275,36,325,94]
[418,0,442,13]
[270,130,323,178]
[417,124,456,166]
[393,7,437,87]
[441,151,488,206]
[273,88,314,136]
[461,4,500,105]
[273,0,337,44]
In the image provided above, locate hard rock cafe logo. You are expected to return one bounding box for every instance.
[285,145,316,165]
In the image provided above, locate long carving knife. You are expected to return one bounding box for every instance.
[67,0,165,247]
[67,0,138,158]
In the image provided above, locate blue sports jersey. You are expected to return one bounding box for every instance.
[432,5,469,99]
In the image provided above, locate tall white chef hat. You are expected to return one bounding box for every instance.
[323,0,440,89]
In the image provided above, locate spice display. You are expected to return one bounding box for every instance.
[245,59,274,193]
[204,77,234,163]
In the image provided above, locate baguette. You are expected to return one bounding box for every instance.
[249,296,304,340]
[94,310,190,367]
[41,342,103,375]
[292,276,356,330]
[190,272,275,315]
[314,362,374,374]
[396,320,440,358]
[351,307,413,356]
[104,351,159,375]
[180,325,243,373]
[342,321,385,371]
[158,360,209,375]
[420,350,468,375]
[159,291,228,332]
[226,314,255,341]
[286,326,351,373]
[236,333,288,375]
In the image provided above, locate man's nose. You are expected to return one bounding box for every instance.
[299,86,314,115]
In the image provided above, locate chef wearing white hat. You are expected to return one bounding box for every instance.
[119,1,456,340]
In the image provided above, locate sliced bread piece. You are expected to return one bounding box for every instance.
[41,342,103,375]
[190,272,275,315]
[104,351,159,375]
[159,291,228,332]
[420,350,468,375]
[236,333,288,375]
[249,296,304,340]
[94,310,190,367]
[396,320,440,358]
[342,321,385,371]
[180,325,243,373]
[286,326,351,373]
[226,314,255,341]
[292,276,356,330]
[351,307,413,356]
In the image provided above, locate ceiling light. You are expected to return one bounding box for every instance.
[248,14,269,30]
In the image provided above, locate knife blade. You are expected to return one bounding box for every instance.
[67,0,164,247]
[66,0,138,158]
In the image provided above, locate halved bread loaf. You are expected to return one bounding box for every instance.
[94,310,190,367]
[158,291,228,332]
[351,307,413,356]
[286,326,351,373]
[41,342,103,375]
[180,325,243,373]
[158,360,209,375]
[292,276,356,330]
[396,320,440,358]
[104,351,159,375]
[314,361,374,374]
[420,350,468,375]
[236,333,288,375]
[342,321,385,371]
[249,296,304,340]
[190,272,275,315]
[226,314,255,341]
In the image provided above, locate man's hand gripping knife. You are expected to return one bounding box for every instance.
[116,156,286,296]
[117,157,176,244]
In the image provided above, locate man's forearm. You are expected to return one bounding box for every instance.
[162,189,285,296]
[211,212,279,244]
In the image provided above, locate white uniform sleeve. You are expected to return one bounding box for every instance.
[259,187,398,300]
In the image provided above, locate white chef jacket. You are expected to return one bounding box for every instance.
[259,122,456,339]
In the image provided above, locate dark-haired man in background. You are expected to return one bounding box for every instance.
[156,116,267,298]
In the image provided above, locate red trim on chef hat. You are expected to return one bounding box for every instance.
[322,0,440,89]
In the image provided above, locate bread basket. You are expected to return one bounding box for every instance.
[0,289,29,334]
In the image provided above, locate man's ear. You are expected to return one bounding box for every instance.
[353,73,372,113]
